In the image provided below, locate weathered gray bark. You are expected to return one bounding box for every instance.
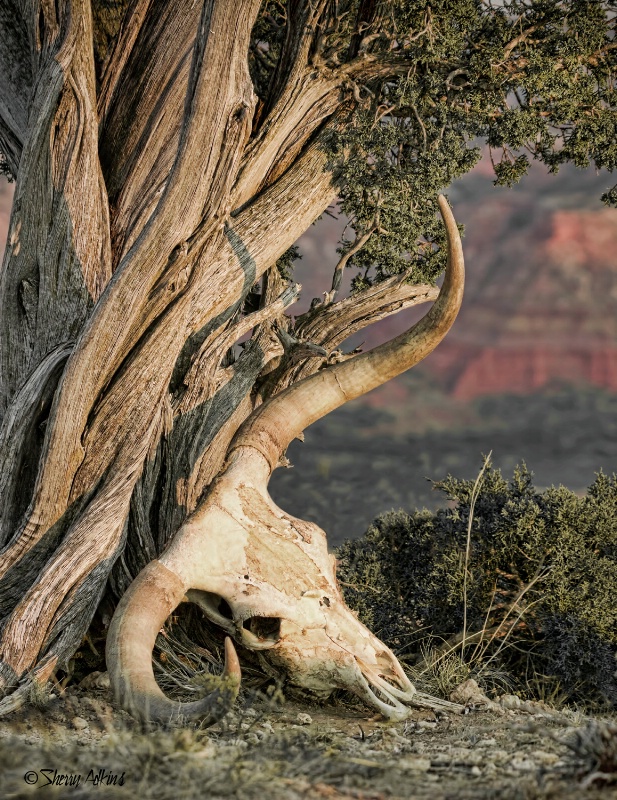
[0,0,30,175]
[0,0,452,704]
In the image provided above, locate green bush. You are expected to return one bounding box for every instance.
[336,463,617,707]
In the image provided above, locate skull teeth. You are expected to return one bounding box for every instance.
[353,663,417,720]
[357,673,411,720]
[363,667,416,702]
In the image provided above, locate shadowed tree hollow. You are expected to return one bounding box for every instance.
[0,0,615,720]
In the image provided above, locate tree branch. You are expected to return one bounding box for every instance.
[232,0,344,209]
[346,0,381,61]
[232,196,464,468]
[97,0,154,127]
[175,283,301,416]
[325,225,377,302]
[97,0,201,265]
[0,344,72,547]
[232,73,342,210]
[256,0,330,125]
[229,138,338,298]
[297,276,438,351]
[261,274,439,398]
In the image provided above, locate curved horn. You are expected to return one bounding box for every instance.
[106,560,241,724]
[232,194,464,467]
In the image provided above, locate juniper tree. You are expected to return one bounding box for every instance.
[0,0,615,714]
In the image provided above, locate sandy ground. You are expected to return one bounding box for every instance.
[0,674,615,799]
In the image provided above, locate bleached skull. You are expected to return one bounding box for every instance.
[192,460,416,713]
[106,447,416,723]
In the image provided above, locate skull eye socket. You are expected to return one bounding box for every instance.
[187,591,281,649]
[243,616,281,643]
[186,589,235,634]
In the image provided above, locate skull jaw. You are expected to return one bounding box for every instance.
[275,660,417,721]
[264,621,417,721]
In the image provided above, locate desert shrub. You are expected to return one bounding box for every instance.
[336,463,617,707]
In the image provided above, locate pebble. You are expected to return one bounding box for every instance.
[384,728,408,744]
[499,694,522,710]
[510,756,536,771]
[226,739,248,749]
[450,678,492,706]
[399,757,431,772]
[71,717,88,731]
[477,738,497,747]
[531,750,560,765]
[470,766,482,776]
[260,722,274,734]
[78,671,110,690]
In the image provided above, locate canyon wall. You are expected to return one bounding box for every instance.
[428,203,617,399]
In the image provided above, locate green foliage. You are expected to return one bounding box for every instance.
[336,463,617,707]
[249,1,617,286]
[275,244,302,281]
[0,161,15,183]
[0,153,13,182]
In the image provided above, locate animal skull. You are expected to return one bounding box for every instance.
[107,447,416,722]
[179,450,416,718]
[106,196,464,724]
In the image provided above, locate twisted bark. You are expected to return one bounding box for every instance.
[0,1,462,712]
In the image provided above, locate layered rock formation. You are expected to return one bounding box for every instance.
[335,159,617,403]
[427,196,617,399]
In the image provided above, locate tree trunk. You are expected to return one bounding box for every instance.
[0,0,452,705]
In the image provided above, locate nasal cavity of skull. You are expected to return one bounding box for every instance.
[217,597,234,620]
[243,615,281,643]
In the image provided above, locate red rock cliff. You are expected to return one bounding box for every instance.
[426,198,617,399]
